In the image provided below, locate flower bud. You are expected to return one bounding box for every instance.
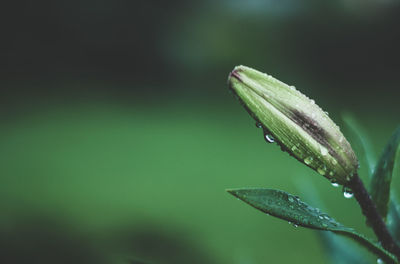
[228,65,358,185]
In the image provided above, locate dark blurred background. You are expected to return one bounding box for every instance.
[0,0,399,263]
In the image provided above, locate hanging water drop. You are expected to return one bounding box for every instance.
[255,121,262,128]
[343,186,353,199]
[264,134,275,143]
[331,182,339,188]
[377,258,383,264]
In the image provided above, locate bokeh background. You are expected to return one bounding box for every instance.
[1,0,400,263]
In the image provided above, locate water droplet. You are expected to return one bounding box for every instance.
[304,157,313,165]
[310,99,315,105]
[324,111,329,116]
[288,196,295,203]
[293,223,298,228]
[322,223,328,228]
[343,192,353,199]
[320,146,328,156]
[290,85,296,90]
[317,165,327,176]
[264,134,275,143]
[255,122,262,128]
[377,258,383,264]
[343,187,353,199]
[318,215,323,220]
[331,182,339,187]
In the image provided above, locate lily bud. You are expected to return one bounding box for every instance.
[228,65,358,185]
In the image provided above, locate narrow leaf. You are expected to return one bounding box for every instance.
[370,126,400,219]
[388,199,400,243]
[342,114,400,241]
[228,188,397,264]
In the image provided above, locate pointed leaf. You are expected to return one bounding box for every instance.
[370,126,400,219]
[228,188,397,264]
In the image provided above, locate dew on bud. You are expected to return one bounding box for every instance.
[330,179,339,187]
[304,156,313,165]
[264,134,275,143]
[317,165,327,176]
[319,146,328,156]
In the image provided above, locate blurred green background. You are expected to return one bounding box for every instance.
[1,0,400,263]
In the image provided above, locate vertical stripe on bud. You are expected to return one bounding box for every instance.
[228,65,358,185]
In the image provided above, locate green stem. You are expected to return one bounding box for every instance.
[349,174,400,261]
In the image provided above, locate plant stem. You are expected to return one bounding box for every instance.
[349,174,400,260]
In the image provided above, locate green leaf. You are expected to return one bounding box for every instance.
[341,113,376,178]
[342,115,400,241]
[388,199,400,243]
[319,232,371,264]
[228,188,397,264]
[295,178,371,263]
[370,126,400,220]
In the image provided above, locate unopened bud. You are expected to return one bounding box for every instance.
[228,65,358,185]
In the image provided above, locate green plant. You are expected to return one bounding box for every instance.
[227,66,400,263]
